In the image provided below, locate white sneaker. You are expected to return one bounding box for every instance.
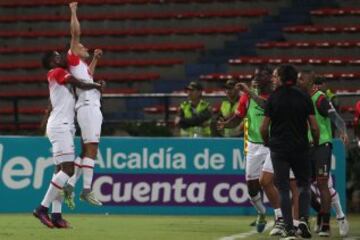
[270,218,284,236]
[337,217,349,237]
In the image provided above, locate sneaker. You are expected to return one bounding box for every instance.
[298,218,312,239]
[318,224,330,237]
[280,229,297,240]
[337,217,349,237]
[255,214,267,233]
[62,184,76,210]
[270,218,284,236]
[33,206,54,228]
[249,220,256,227]
[80,191,103,206]
[314,214,321,233]
[51,213,71,229]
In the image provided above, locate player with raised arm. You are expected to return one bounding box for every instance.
[33,51,103,228]
[62,2,104,208]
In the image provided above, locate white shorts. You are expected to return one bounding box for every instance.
[47,127,75,165]
[262,153,295,179]
[77,105,103,143]
[245,142,269,181]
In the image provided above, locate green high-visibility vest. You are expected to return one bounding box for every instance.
[220,100,239,137]
[246,99,264,143]
[180,100,211,137]
[309,90,333,145]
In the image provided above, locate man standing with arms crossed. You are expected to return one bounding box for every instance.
[260,65,319,239]
[63,2,104,207]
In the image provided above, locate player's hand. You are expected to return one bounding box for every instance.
[69,2,78,12]
[174,116,181,126]
[98,80,106,91]
[94,49,103,60]
[235,82,249,93]
[340,133,349,146]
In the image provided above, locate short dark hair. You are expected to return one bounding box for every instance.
[42,51,55,69]
[277,64,298,85]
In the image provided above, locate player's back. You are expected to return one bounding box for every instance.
[67,50,101,109]
[47,67,76,129]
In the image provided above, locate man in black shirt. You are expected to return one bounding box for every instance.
[260,65,319,240]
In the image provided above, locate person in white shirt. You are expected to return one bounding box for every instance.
[63,2,104,207]
[33,51,103,228]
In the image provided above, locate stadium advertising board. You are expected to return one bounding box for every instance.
[0,137,346,215]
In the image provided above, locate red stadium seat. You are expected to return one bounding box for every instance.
[0,106,46,115]
[144,105,178,114]
[229,57,360,65]
[0,123,40,131]
[0,9,268,22]
[256,40,360,49]
[200,72,253,81]
[311,8,360,16]
[0,26,247,38]
[283,25,360,33]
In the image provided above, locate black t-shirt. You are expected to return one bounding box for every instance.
[265,86,315,153]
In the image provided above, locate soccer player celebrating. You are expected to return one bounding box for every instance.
[33,51,103,228]
[297,70,349,237]
[218,67,273,233]
[63,2,104,207]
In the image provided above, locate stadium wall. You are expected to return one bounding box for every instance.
[0,137,345,215]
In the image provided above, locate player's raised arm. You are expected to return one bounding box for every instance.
[69,2,81,53]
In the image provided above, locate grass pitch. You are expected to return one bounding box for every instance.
[0,214,359,240]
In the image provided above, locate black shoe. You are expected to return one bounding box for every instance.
[280,229,297,240]
[298,218,312,239]
[318,224,330,237]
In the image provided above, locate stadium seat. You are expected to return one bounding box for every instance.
[0,106,46,115]
[0,26,247,38]
[200,72,253,81]
[283,25,360,33]
[144,105,178,114]
[229,57,360,65]
[0,73,160,83]
[0,123,40,131]
[0,9,268,22]
[256,40,360,49]
[311,8,360,16]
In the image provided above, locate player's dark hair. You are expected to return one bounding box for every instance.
[277,64,298,85]
[42,51,55,69]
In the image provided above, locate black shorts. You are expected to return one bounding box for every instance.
[310,143,332,179]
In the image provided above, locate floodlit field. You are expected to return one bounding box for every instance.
[0,214,359,240]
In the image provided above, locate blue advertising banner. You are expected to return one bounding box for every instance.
[0,137,346,215]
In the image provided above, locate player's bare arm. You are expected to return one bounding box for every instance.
[67,76,102,91]
[89,49,103,76]
[308,115,320,146]
[69,2,81,54]
[260,116,270,146]
[236,82,267,109]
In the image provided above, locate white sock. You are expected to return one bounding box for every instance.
[293,219,299,227]
[82,157,95,190]
[51,174,62,213]
[274,208,283,220]
[250,193,266,214]
[331,192,345,219]
[67,156,83,187]
[41,171,69,208]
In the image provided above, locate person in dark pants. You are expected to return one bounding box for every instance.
[260,65,320,240]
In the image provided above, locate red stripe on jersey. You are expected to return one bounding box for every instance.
[67,49,80,66]
[235,93,250,118]
[316,94,326,110]
[47,67,71,85]
[81,165,94,169]
[51,181,63,190]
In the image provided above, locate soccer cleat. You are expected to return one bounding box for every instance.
[318,224,330,237]
[270,218,284,236]
[51,213,71,229]
[62,184,76,210]
[298,218,312,239]
[255,214,267,233]
[80,191,103,206]
[280,229,297,240]
[33,207,54,228]
[337,217,349,237]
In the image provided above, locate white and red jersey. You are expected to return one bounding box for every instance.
[47,67,76,129]
[67,50,101,109]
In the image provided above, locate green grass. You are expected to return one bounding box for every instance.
[0,214,359,240]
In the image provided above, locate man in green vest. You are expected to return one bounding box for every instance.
[298,71,349,237]
[175,81,212,137]
[217,79,241,137]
